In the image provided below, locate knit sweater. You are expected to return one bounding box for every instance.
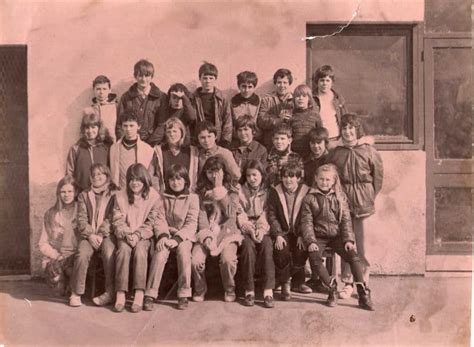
[290,108,322,157]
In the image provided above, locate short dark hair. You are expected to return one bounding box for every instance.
[273,68,293,85]
[273,122,292,138]
[134,59,154,78]
[340,113,365,139]
[234,115,257,134]
[196,120,218,136]
[167,83,192,98]
[308,127,329,146]
[164,164,191,192]
[313,65,335,83]
[236,71,258,87]
[199,61,218,78]
[92,75,111,88]
[280,161,303,179]
[121,112,140,126]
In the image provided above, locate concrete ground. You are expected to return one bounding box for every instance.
[0,276,471,346]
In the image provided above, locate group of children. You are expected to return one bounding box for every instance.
[39,59,383,313]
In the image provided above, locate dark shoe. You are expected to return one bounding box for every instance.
[292,283,312,294]
[243,294,255,307]
[356,283,375,311]
[263,296,274,308]
[309,278,330,294]
[326,277,338,308]
[112,303,125,313]
[131,303,142,313]
[177,297,188,310]
[143,296,154,311]
[281,282,291,301]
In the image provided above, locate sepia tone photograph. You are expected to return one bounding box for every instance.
[0,0,471,345]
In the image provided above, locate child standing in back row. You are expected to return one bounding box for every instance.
[90,75,118,142]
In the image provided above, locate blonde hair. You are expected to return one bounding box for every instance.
[164,117,186,148]
[293,84,317,110]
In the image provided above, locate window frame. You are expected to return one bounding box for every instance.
[306,22,424,151]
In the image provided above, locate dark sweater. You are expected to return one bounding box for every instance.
[290,108,322,157]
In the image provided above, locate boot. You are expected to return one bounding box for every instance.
[356,282,375,311]
[326,277,338,307]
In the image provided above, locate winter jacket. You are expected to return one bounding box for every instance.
[193,87,233,147]
[257,92,294,149]
[230,93,262,140]
[266,148,303,186]
[116,82,167,144]
[290,108,322,157]
[300,187,354,247]
[198,145,241,181]
[149,144,199,192]
[91,93,118,142]
[196,187,243,256]
[267,183,310,239]
[327,137,383,218]
[303,151,329,187]
[112,189,167,241]
[109,137,154,188]
[65,139,110,192]
[155,191,199,243]
[237,183,270,237]
[312,88,346,138]
[231,140,268,171]
[76,188,115,239]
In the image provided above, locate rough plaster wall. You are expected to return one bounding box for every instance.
[1,0,425,276]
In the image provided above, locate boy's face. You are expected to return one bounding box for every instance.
[341,124,357,143]
[93,83,111,103]
[122,120,140,140]
[238,82,255,99]
[237,125,254,145]
[169,92,184,109]
[85,125,99,142]
[318,76,333,93]
[315,170,336,192]
[135,73,153,90]
[295,93,309,109]
[273,133,291,152]
[275,76,290,96]
[282,173,299,192]
[309,140,326,158]
[200,74,216,93]
[198,130,217,150]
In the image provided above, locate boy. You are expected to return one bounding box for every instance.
[303,127,329,187]
[90,75,118,142]
[231,71,262,141]
[300,164,374,310]
[266,123,303,187]
[312,65,346,139]
[257,68,294,149]
[192,62,233,148]
[110,113,154,189]
[196,120,241,181]
[267,162,312,300]
[117,59,166,145]
[231,115,267,170]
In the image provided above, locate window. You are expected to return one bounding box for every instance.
[306,23,423,150]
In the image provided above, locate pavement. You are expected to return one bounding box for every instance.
[0,276,471,346]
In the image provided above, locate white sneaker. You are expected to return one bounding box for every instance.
[92,292,113,306]
[338,284,354,299]
[69,293,82,307]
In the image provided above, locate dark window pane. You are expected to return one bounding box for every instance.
[434,188,473,245]
[425,0,472,33]
[434,47,472,159]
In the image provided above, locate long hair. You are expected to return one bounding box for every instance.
[80,108,113,147]
[126,163,152,204]
[164,164,190,194]
[293,84,317,110]
[164,117,187,148]
[89,163,118,191]
[44,175,77,236]
[196,156,235,197]
[240,159,268,188]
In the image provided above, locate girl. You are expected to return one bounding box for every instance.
[38,175,78,296]
[112,163,166,313]
[290,84,322,157]
[144,164,199,311]
[69,164,118,307]
[66,108,113,193]
[237,160,275,308]
[191,156,243,303]
[149,117,199,192]
[327,113,383,299]
[312,65,347,140]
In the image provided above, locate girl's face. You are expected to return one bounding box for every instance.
[129,178,144,195]
[169,176,185,193]
[315,171,336,192]
[341,124,357,143]
[318,76,333,93]
[91,169,108,188]
[282,173,299,192]
[309,140,326,158]
[246,168,263,189]
[60,184,75,205]
[205,168,223,185]
[295,94,309,109]
[85,125,99,141]
[166,125,183,146]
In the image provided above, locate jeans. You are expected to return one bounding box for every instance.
[146,240,193,299]
[115,239,150,292]
[272,233,307,286]
[341,216,370,284]
[239,235,275,291]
